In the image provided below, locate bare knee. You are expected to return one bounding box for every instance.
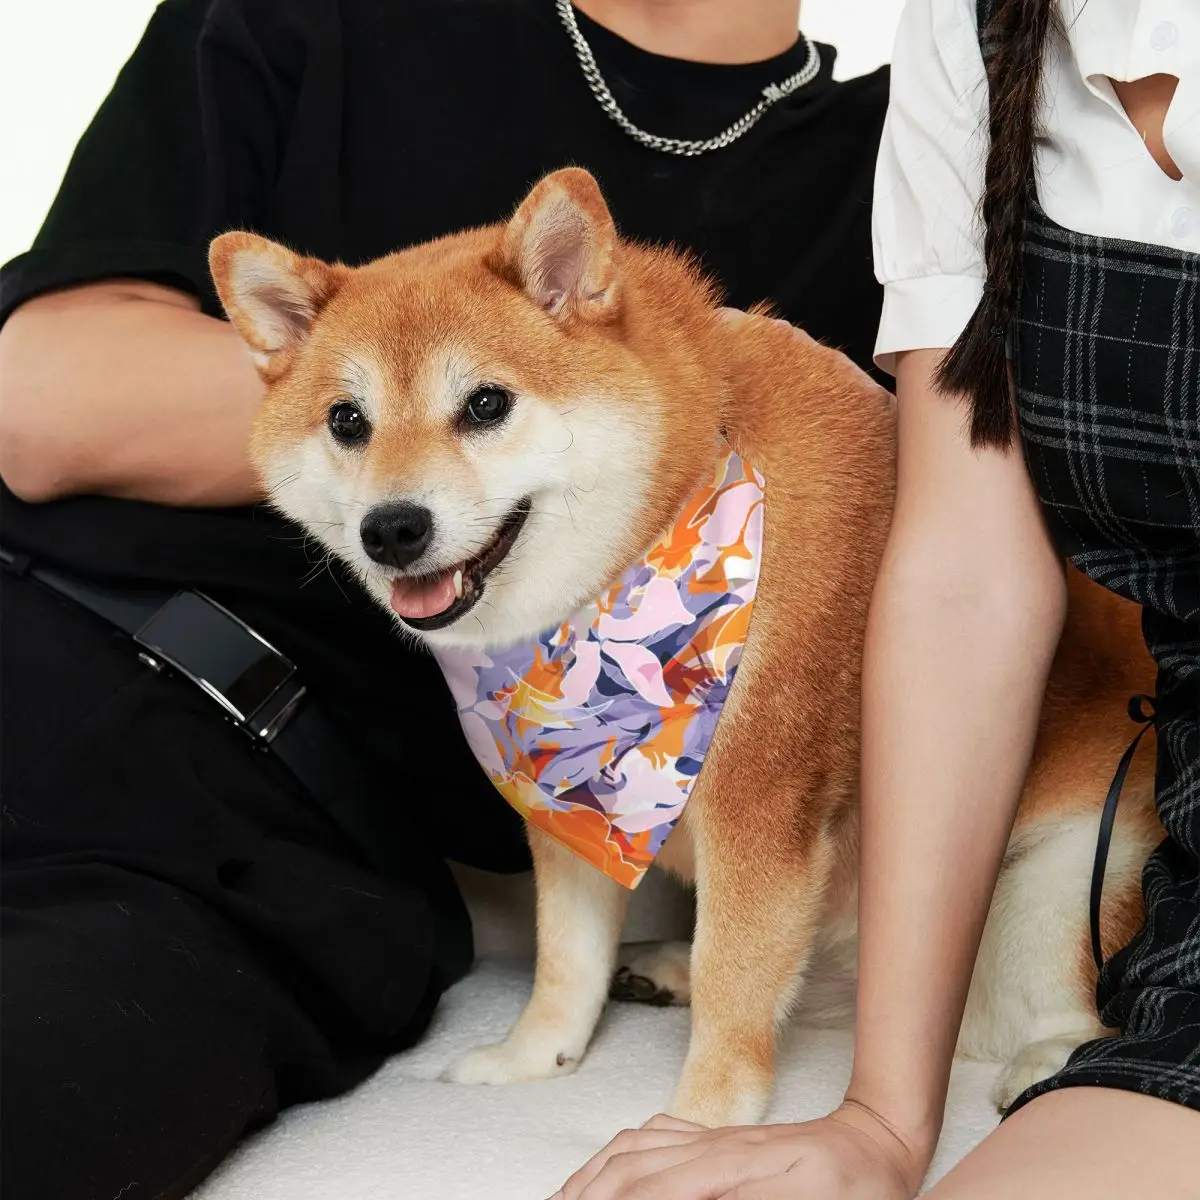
[926,1088,1200,1199]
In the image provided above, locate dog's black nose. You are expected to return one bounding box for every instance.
[360,503,434,569]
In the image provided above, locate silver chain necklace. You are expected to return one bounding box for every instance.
[555,0,821,157]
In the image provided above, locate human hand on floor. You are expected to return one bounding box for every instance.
[551,1102,925,1200]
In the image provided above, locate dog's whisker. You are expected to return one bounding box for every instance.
[296,544,351,603]
[471,496,535,509]
[322,554,351,602]
[277,520,341,537]
[268,472,301,496]
[298,551,328,586]
[562,488,579,532]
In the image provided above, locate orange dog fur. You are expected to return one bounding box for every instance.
[210,168,1160,1126]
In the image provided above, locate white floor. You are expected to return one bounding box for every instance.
[193,869,1004,1199]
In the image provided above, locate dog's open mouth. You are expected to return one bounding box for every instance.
[389,499,532,631]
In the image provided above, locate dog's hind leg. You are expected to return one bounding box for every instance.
[958,812,1151,1113]
[444,826,629,1085]
[668,824,835,1127]
[613,941,693,1006]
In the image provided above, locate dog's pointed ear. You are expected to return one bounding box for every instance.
[209,233,342,376]
[500,168,620,321]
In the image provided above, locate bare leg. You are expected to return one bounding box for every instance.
[444,827,629,1084]
[925,1088,1199,1198]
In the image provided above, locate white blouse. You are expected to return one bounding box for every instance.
[872,0,1200,373]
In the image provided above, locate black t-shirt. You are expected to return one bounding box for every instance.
[0,0,887,868]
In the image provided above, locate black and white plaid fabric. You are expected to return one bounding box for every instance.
[1006,204,1200,1114]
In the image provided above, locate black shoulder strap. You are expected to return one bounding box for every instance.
[1090,696,1157,971]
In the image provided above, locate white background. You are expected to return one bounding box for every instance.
[0,1,903,268]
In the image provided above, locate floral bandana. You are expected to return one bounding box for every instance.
[433,448,765,888]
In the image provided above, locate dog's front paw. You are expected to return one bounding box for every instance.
[442,1039,583,1086]
[670,1060,772,1128]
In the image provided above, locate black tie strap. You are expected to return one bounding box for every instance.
[1090,694,1157,972]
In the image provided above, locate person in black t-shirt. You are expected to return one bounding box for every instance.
[0,2,887,1196]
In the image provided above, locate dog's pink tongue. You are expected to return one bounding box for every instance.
[390,572,458,620]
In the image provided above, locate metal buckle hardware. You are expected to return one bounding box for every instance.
[132,591,306,746]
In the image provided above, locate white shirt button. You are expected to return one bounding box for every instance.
[1169,207,1198,239]
[1150,22,1178,51]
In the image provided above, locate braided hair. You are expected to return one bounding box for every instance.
[935,0,1062,447]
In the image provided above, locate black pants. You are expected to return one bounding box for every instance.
[0,573,499,1200]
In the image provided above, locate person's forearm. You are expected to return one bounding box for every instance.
[0,280,264,507]
[844,351,1067,1177]
[846,554,1063,1159]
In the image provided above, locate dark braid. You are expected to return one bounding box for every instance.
[935,0,1062,447]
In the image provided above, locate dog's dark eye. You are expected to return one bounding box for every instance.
[328,401,370,445]
[463,385,512,428]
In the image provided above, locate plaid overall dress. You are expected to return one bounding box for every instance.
[976,6,1200,1113]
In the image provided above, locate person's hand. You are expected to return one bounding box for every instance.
[551,1102,929,1200]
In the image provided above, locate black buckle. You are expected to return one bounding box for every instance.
[133,592,306,745]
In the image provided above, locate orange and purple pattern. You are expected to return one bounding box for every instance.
[434,448,765,888]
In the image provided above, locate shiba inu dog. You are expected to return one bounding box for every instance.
[210,168,1160,1127]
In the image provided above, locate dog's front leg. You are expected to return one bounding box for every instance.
[668,820,834,1127]
[444,826,629,1084]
